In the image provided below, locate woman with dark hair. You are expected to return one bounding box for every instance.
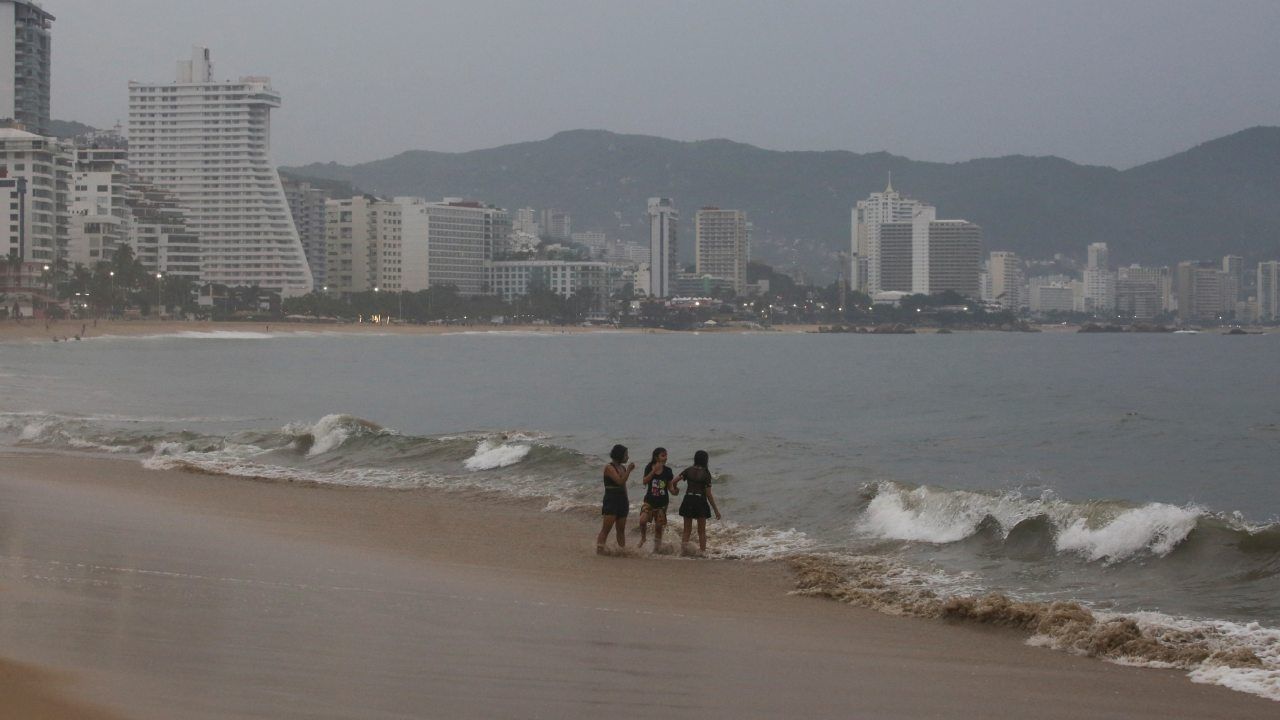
[636,447,676,551]
[674,450,721,554]
[597,444,636,554]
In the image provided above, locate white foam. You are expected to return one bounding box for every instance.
[304,414,356,457]
[857,484,1044,544]
[464,440,531,471]
[1055,503,1200,562]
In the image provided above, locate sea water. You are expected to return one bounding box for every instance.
[2,330,1278,698]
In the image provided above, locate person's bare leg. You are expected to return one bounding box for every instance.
[597,516,616,553]
[697,518,708,553]
[636,509,649,546]
[682,517,693,553]
[614,517,627,547]
[654,513,665,552]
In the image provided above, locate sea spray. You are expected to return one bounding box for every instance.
[464,439,532,471]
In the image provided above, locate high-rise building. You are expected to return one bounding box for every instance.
[421,198,509,296]
[570,231,608,256]
[1174,261,1226,322]
[0,1,52,136]
[988,251,1025,310]
[1258,261,1279,322]
[128,47,312,295]
[124,179,201,280]
[325,196,401,295]
[513,207,539,236]
[1115,278,1160,321]
[283,179,330,289]
[1118,265,1172,312]
[851,179,927,294]
[647,197,678,297]
[917,219,981,298]
[0,126,70,288]
[694,207,749,296]
[392,196,430,292]
[68,146,130,268]
[1083,242,1115,312]
[541,208,571,241]
[1222,255,1243,312]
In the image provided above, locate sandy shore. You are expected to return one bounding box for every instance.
[0,452,1275,719]
[0,318,812,343]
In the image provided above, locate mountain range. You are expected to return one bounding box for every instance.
[64,123,1268,279]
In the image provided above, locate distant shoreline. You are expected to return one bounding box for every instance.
[0,318,1273,343]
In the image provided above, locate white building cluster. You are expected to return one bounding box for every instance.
[851,181,981,299]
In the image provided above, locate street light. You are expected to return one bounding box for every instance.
[155,273,163,318]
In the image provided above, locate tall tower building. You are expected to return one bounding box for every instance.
[0,1,52,136]
[647,197,678,298]
[0,126,70,285]
[128,47,313,295]
[283,179,330,289]
[915,218,981,298]
[852,178,929,294]
[695,207,749,296]
[1258,261,1279,322]
[1083,242,1115,312]
[421,198,509,296]
[988,251,1025,310]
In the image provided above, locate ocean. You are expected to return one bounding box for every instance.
[2,329,1278,698]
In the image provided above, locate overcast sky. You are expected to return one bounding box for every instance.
[48,0,1280,168]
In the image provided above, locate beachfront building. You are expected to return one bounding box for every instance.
[647,197,678,298]
[851,179,928,294]
[127,47,312,295]
[489,259,611,316]
[124,179,201,280]
[391,196,430,292]
[1256,261,1278,322]
[1174,261,1226,322]
[0,126,70,289]
[988,251,1025,310]
[1030,281,1076,314]
[418,198,508,296]
[1083,242,1115,312]
[695,207,749,296]
[1118,265,1172,313]
[1115,278,1161,321]
[916,219,982,298]
[283,178,329,289]
[1222,255,1243,310]
[68,146,130,268]
[0,1,53,136]
[324,196,402,295]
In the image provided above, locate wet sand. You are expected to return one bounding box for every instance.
[0,452,1275,719]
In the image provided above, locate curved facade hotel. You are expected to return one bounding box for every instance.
[127,47,312,295]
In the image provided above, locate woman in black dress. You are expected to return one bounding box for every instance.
[597,444,636,554]
[674,450,721,554]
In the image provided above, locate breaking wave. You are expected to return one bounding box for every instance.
[852,480,1272,565]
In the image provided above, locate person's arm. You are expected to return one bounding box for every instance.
[604,464,622,486]
[707,484,722,520]
[670,470,683,495]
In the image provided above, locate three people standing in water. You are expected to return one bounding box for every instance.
[598,445,721,555]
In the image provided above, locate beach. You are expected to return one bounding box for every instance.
[0,452,1275,719]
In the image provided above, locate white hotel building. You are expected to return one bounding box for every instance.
[127,47,312,295]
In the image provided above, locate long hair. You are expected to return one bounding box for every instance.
[610,444,628,463]
[644,447,667,475]
[693,450,709,468]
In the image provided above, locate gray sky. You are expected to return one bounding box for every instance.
[49,0,1280,168]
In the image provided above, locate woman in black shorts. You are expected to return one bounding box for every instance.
[636,447,676,551]
[597,444,636,553]
[674,450,721,554]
